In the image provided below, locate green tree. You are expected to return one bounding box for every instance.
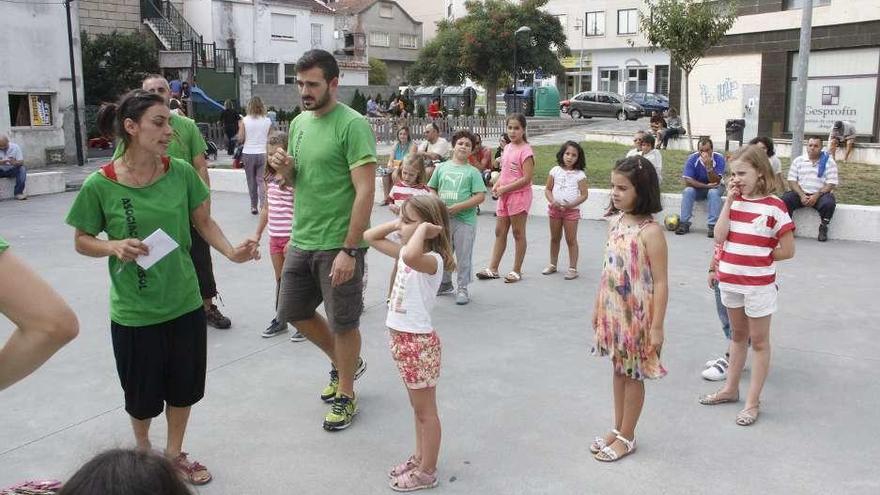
[635,0,738,149]
[81,31,160,105]
[408,0,568,115]
[368,57,389,85]
[350,89,367,115]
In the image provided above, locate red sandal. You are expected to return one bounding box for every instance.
[171,452,212,485]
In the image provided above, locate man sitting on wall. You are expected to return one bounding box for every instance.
[828,120,856,163]
[782,136,839,242]
[676,137,726,237]
[0,134,26,200]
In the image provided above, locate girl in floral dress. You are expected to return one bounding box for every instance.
[590,155,668,462]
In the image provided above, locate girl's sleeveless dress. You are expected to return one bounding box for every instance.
[591,214,666,380]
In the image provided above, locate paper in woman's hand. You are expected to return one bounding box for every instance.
[136,228,179,270]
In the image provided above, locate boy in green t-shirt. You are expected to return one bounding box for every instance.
[427,130,486,305]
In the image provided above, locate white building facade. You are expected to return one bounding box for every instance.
[0,1,85,167]
[544,0,671,100]
[183,0,365,108]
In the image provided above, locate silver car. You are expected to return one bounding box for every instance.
[567,91,644,121]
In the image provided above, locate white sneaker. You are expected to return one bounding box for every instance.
[702,358,729,381]
[704,356,727,368]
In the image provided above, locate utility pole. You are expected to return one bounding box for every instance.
[64,0,85,166]
[573,19,583,96]
[790,0,813,160]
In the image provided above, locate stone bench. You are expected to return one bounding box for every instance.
[208,171,879,243]
[0,171,66,200]
[583,129,880,165]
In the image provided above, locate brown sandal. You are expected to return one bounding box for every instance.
[171,452,212,485]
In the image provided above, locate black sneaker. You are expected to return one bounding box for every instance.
[818,223,829,242]
[707,225,715,238]
[675,221,691,235]
[206,304,231,329]
[437,282,455,296]
[261,318,287,338]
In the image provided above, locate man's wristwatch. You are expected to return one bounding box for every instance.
[341,247,359,258]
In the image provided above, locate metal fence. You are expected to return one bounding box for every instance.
[198,115,510,149]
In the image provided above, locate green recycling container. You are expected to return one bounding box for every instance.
[533,85,561,117]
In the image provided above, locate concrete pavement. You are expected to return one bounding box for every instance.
[1,189,878,494]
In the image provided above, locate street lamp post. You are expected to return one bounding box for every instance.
[573,19,583,97]
[64,0,84,166]
[512,25,531,114]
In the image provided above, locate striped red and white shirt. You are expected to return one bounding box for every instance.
[267,177,294,238]
[717,195,794,293]
[389,181,431,207]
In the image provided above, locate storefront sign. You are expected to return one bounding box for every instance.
[787,47,879,136]
[29,94,52,127]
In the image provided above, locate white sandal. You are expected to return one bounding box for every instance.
[503,271,522,283]
[541,264,557,275]
[564,268,579,280]
[594,434,636,462]
[589,428,619,454]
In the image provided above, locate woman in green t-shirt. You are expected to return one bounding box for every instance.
[0,236,79,391]
[66,90,258,486]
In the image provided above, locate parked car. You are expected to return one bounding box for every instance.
[625,92,669,114]
[566,91,644,121]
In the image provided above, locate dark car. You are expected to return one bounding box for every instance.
[566,91,644,121]
[625,92,669,114]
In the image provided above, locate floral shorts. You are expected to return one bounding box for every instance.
[389,330,441,389]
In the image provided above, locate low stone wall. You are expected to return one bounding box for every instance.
[583,130,880,165]
[0,172,66,200]
[206,170,880,243]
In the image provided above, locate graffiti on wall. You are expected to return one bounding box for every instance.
[699,78,740,105]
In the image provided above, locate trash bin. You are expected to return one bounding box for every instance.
[532,85,560,117]
[503,87,534,116]
[725,118,745,151]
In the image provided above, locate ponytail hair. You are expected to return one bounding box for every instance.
[96,90,166,146]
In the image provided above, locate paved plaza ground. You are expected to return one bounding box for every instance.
[1,188,879,494]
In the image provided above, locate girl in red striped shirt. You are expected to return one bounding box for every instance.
[699,145,795,426]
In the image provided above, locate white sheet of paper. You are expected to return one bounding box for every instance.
[136,228,179,270]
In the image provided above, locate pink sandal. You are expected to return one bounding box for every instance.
[171,452,212,485]
[388,455,420,478]
[389,469,438,492]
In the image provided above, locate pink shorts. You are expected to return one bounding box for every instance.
[496,188,532,217]
[269,236,290,255]
[389,330,441,389]
[548,206,581,221]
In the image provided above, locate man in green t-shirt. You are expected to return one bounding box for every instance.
[270,50,376,431]
[427,130,486,305]
[114,75,232,330]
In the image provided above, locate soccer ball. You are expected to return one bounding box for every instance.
[664,214,680,231]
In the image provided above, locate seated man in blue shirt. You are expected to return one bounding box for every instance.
[0,134,26,200]
[676,137,726,237]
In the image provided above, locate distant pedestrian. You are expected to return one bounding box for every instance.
[700,145,795,427]
[238,96,272,215]
[219,100,241,155]
[590,155,667,462]
[676,137,725,237]
[477,113,533,284]
[542,141,588,280]
[364,195,456,492]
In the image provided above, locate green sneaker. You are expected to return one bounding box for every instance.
[319,358,367,403]
[323,394,358,431]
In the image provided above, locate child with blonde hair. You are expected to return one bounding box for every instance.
[365,195,456,492]
[699,145,795,426]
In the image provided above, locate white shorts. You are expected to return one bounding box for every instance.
[720,286,778,318]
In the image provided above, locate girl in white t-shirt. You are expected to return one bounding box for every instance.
[542,141,589,280]
[364,195,456,493]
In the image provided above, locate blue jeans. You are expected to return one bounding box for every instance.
[713,281,731,339]
[680,186,723,226]
[0,164,26,195]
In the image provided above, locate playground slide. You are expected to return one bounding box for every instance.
[190,86,225,111]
